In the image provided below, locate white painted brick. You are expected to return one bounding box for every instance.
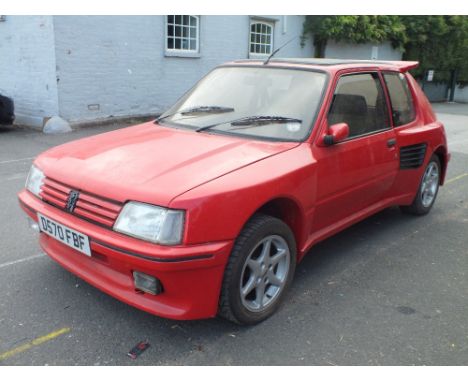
[52,15,315,122]
[0,16,59,127]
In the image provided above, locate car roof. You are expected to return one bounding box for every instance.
[226,58,419,73]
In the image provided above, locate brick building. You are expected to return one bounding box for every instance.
[0,15,403,128]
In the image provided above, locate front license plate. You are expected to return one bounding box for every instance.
[37,213,91,257]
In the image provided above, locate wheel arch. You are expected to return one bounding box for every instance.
[246,196,307,257]
[433,144,448,185]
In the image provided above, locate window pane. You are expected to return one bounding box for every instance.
[328,73,390,137]
[190,27,196,38]
[189,39,196,50]
[383,73,416,126]
[249,22,273,55]
[167,15,198,52]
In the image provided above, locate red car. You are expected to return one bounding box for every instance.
[19,59,449,324]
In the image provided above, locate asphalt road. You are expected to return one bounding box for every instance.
[0,106,467,365]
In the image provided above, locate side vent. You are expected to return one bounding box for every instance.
[400,143,427,169]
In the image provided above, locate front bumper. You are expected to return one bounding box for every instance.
[18,189,233,320]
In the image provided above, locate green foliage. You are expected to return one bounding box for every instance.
[302,16,468,83]
[302,16,407,57]
[401,16,468,83]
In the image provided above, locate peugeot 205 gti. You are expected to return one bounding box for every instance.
[19,58,449,324]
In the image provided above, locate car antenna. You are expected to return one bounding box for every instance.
[263,35,298,65]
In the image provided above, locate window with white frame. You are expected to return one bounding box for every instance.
[249,21,273,56]
[166,15,199,53]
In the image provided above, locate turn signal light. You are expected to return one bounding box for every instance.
[133,271,162,295]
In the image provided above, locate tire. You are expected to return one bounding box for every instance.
[400,154,441,216]
[218,213,297,325]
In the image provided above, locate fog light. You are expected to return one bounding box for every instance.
[133,271,162,295]
[28,217,40,233]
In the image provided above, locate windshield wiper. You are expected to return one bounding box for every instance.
[155,106,235,123]
[195,116,302,132]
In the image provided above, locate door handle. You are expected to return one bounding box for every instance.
[387,138,397,148]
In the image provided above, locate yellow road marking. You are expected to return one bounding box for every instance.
[0,327,70,361]
[446,173,468,185]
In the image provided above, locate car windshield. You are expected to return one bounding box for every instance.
[158,66,327,141]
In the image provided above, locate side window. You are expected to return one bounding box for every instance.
[328,73,390,138]
[383,72,416,126]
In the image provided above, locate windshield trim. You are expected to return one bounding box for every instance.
[157,65,330,143]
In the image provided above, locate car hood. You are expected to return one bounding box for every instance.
[36,122,299,206]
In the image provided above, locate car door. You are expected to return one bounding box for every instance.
[311,71,399,233]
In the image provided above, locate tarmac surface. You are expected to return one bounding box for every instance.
[0,105,467,365]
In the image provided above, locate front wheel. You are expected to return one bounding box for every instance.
[400,154,441,216]
[218,214,296,325]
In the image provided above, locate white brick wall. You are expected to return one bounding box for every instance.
[325,41,402,61]
[455,85,468,103]
[53,15,315,123]
[0,16,59,127]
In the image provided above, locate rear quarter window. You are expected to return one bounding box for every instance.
[383,72,416,127]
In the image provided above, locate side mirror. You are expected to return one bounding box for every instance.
[323,123,349,146]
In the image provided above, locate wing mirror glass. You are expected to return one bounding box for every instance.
[323,122,349,146]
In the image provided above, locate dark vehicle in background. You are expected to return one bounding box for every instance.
[0,94,15,125]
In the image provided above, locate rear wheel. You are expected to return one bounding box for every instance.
[218,214,296,325]
[400,155,441,215]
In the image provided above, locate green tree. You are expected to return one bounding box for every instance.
[401,16,468,84]
[302,16,406,58]
[302,15,468,85]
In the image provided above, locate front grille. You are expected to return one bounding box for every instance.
[400,143,427,169]
[40,177,122,228]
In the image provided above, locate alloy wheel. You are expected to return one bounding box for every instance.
[421,162,439,208]
[239,235,290,312]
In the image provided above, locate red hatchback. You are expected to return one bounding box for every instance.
[19,59,449,324]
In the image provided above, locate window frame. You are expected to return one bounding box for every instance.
[165,15,200,58]
[249,20,274,58]
[381,71,417,128]
[326,71,393,143]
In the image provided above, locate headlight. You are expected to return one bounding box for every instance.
[114,202,185,245]
[25,164,45,198]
